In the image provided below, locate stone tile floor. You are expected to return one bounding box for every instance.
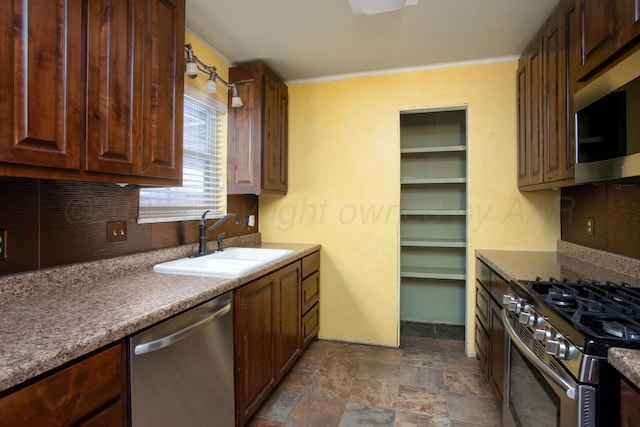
[247,335,503,426]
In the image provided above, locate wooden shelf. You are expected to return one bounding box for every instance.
[400,266,466,281]
[401,177,467,185]
[400,209,466,216]
[401,238,466,248]
[401,145,467,154]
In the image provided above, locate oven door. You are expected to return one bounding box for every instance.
[502,309,596,427]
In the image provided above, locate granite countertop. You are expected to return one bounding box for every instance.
[0,234,320,393]
[476,241,640,388]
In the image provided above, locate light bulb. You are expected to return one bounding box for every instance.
[205,75,217,93]
[231,96,243,108]
[185,61,199,77]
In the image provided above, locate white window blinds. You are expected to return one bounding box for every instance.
[138,85,226,223]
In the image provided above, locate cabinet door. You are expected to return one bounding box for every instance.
[528,39,544,186]
[621,376,640,426]
[86,0,183,180]
[274,262,301,377]
[543,12,570,183]
[621,0,640,43]
[576,0,623,79]
[263,73,288,193]
[489,300,505,410]
[139,0,184,180]
[0,0,82,170]
[234,274,276,426]
[86,0,138,175]
[516,58,530,187]
[228,67,262,195]
[517,38,544,188]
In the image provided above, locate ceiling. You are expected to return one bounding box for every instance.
[185,0,561,82]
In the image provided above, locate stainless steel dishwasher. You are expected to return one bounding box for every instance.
[129,292,234,427]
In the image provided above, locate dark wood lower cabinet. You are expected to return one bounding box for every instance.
[621,376,640,426]
[0,343,126,426]
[474,258,507,412]
[234,252,320,426]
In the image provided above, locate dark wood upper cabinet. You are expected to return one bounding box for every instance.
[576,0,640,80]
[228,62,288,195]
[0,0,184,185]
[518,0,578,190]
[0,0,83,170]
[517,37,544,188]
[86,0,184,180]
[576,0,623,80]
[622,0,640,44]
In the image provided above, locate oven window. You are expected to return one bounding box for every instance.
[509,343,561,427]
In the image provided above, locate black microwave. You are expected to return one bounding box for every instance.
[575,49,640,184]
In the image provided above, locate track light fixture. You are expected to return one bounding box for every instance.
[184,44,242,107]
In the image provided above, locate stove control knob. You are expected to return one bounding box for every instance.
[519,311,535,327]
[546,338,578,360]
[533,328,548,342]
[508,298,524,313]
[533,315,546,328]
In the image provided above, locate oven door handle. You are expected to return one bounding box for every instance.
[502,309,577,399]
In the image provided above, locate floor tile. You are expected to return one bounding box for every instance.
[356,360,400,384]
[446,393,502,425]
[396,384,449,417]
[319,356,361,376]
[437,339,466,354]
[250,334,502,427]
[441,353,483,375]
[284,394,346,427]
[402,348,442,368]
[305,371,354,400]
[365,346,404,364]
[443,371,493,397]
[399,365,445,391]
[348,378,399,410]
[254,390,300,422]
[276,369,314,393]
[400,336,439,351]
[395,410,452,427]
[338,403,395,427]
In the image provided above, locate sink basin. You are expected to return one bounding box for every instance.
[209,247,294,262]
[153,247,294,278]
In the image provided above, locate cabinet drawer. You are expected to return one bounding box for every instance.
[302,304,319,347]
[475,280,490,331]
[0,343,124,426]
[476,258,491,288]
[302,271,320,314]
[301,251,320,279]
[475,320,489,374]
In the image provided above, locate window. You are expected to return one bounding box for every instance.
[138,85,226,223]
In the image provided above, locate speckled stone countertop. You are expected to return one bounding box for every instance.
[0,233,320,393]
[477,240,640,388]
[609,348,640,387]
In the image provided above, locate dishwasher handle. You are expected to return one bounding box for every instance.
[134,299,231,356]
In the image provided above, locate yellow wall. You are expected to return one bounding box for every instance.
[259,60,560,351]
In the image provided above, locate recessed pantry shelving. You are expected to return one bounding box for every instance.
[399,108,467,325]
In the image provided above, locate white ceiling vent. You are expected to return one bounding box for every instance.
[348,0,418,15]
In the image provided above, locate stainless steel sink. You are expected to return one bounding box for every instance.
[153,247,294,278]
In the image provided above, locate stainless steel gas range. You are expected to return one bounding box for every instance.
[502,278,640,427]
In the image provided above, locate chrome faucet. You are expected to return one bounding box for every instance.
[198,211,240,255]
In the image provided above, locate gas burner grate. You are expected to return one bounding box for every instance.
[524,278,640,344]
